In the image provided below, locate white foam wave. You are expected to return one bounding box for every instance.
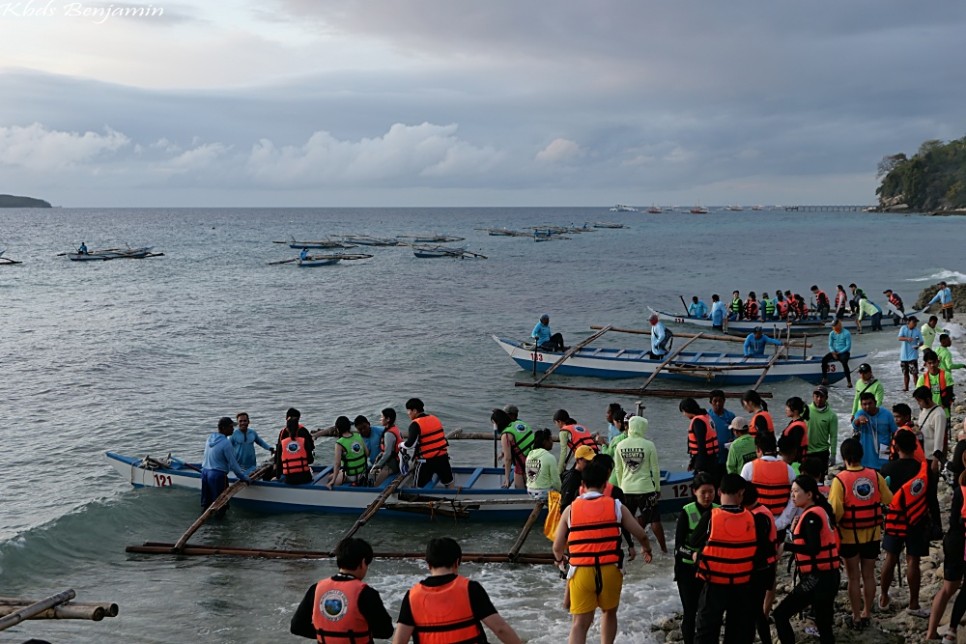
[905,270,966,284]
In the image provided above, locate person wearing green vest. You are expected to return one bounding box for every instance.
[937,334,965,386]
[917,348,954,416]
[729,290,744,320]
[673,472,718,644]
[524,430,560,499]
[614,415,667,553]
[806,385,838,477]
[851,363,884,418]
[761,292,777,321]
[725,416,757,475]
[327,415,369,488]
[492,408,535,489]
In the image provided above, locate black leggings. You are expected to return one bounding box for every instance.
[820,350,850,380]
[774,570,840,644]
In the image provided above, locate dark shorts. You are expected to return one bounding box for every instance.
[883,524,930,557]
[901,360,919,377]
[624,492,659,524]
[944,531,965,581]
[415,455,454,487]
[839,540,880,560]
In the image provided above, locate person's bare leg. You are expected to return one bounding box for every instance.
[843,556,862,620]
[570,611,594,644]
[928,579,961,638]
[600,608,618,644]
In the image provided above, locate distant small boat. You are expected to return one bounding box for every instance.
[751,205,764,211]
[67,246,159,261]
[482,227,530,237]
[281,238,357,250]
[413,246,486,259]
[592,222,627,229]
[401,233,466,244]
[689,206,710,214]
[726,205,744,212]
[609,204,638,212]
[0,249,22,265]
[647,205,663,214]
[296,253,373,267]
[342,235,399,246]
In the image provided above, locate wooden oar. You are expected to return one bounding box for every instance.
[0,589,75,632]
[637,333,702,393]
[533,325,613,386]
[752,348,786,391]
[679,295,690,317]
[338,470,414,543]
[267,258,298,265]
[508,500,546,561]
[172,462,272,553]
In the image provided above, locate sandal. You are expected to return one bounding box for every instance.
[907,607,931,618]
[878,595,891,611]
[942,632,956,643]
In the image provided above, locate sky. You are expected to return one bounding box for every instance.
[0,0,963,207]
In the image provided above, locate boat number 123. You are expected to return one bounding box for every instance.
[153,474,173,487]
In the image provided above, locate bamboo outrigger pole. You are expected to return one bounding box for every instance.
[533,325,613,386]
[0,590,76,632]
[589,325,812,348]
[508,501,546,561]
[636,333,703,393]
[339,470,414,543]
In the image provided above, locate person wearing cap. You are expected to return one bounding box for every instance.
[927,280,954,322]
[851,363,884,417]
[532,314,564,352]
[883,289,905,317]
[898,316,925,392]
[807,386,838,477]
[725,416,757,475]
[560,445,597,510]
[742,326,782,358]
[821,318,853,387]
[201,416,251,512]
[648,314,672,358]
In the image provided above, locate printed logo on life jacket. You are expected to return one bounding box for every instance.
[910,477,926,497]
[286,442,301,453]
[851,476,876,501]
[350,442,363,454]
[320,589,348,621]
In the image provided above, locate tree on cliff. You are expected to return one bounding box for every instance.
[876,136,966,211]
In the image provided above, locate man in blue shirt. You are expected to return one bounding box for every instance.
[648,314,672,358]
[353,415,385,466]
[742,327,782,357]
[851,392,897,469]
[709,294,725,330]
[201,416,251,512]
[230,412,273,474]
[821,318,853,387]
[688,296,708,319]
[898,316,925,392]
[531,314,564,351]
[928,281,954,321]
[706,390,736,465]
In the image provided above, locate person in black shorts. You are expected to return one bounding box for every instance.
[403,398,455,488]
[928,426,966,639]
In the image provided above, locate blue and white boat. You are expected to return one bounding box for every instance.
[105,452,693,519]
[493,336,857,385]
[647,306,906,334]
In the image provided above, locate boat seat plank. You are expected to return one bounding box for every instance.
[614,349,626,358]
[312,466,333,484]
[464,468,484,488]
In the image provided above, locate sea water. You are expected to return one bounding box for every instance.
[0,206,963,642]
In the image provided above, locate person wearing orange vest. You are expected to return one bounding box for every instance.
[393,537,522,644]
[552,462,652,644]
[918,348,955,414]
[290,538,393,642]
[828,438,893,630]
[554,409,600,474]
[369,407,402,486]
[879,431,933,617]
[773,476,840,644]
[740,484,779,644]
[913,384,948,541]
[403,398,454,489]
[274,409,316,485]
[690,473,772,644]
[741,432,798,533]
[811,285,831,321]
[679,398,719,480]
[781,396,809,463]
[740,389,774,437]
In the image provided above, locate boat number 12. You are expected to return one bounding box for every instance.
[671,484,690,498]
[153,474,173,487]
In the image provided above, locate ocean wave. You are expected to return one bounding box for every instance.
[905,269,966,284]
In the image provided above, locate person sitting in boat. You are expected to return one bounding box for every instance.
[369,408,401,486]
[229,411,272,474]
[353,415,384,467]
[299,247,309,261]
[729,290,744,320]
[647,314,673,359]
[688,296,708,319]
[811,285,831,321]
[775,291,789,319]
[531,314,565,352]
[77,241,88,255]
[744,292,761,321]
[327,416,368,488]
[761,292,777,320]
[403,398,455,489]
[200,416,251,513]
[274,408,315,485]
[492,408,534,489]
[709,294,725,330]
[743,327,783,357]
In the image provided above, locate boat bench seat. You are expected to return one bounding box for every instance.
[464,468,484,488]
[311,466,333,484]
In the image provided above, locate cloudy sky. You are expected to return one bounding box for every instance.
[0,1,963,207]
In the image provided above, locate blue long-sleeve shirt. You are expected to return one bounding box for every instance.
[828,328,852,354]
[710,301,725,326]
[930,287,953,306]
[688,301,708,318]
[851,408,897,469]
[743,333,782,357]
[651,321,669,355]
[230,428,272,472]
[532,321,552,345]
[202,433,250,481]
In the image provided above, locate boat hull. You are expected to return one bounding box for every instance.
[67,247,154,261]
[493,336,853,385]
[297,258,340,267]
[105,452,693,519]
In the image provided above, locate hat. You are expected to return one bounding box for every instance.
[813,385,829,397]
[574,445,597,461]
[728,416,749,431]
[218,416,235,430]
[540,313,549,322]
[753,326,762,333]
[857,363,872,373]
[648,314,659,323]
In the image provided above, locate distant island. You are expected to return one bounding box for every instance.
[0,194,52,208]
[875,136,966,214]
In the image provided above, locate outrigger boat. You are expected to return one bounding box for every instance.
[412,246,486,259]
[401,233,466,244]
[296,253,373,267]
[648,306,902,334]
[67,246,159,261]
[493,336,858,385]
[341,235,399,247]
[278,238,357,250]
[105,452,695,519]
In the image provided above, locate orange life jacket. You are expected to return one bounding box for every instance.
[696,508,757,585]
[883,460,930,538]
[835,290,848,309]
[414,414,448,459]
[815,290,830,308]
[745,300,759,319]
[311,577,372,644]
[751,459,792,516]
[407,575,483,644]
[567,495,622,567]
[776,299,789,318]
[578,482,615,497]
[960,484,966,526]
[749,410,774,437]
[281,436,310,476]
[782,419,809,460]
[889,425,925,463]
[562,424,598,467]
[687,415,719,457]
[834,468,883,535]
[792,505,840,574]
[380,425,402,458]
[749,503,778,567]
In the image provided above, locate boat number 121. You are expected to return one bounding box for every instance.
[671,484,690,498]
[153,474,173,487]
